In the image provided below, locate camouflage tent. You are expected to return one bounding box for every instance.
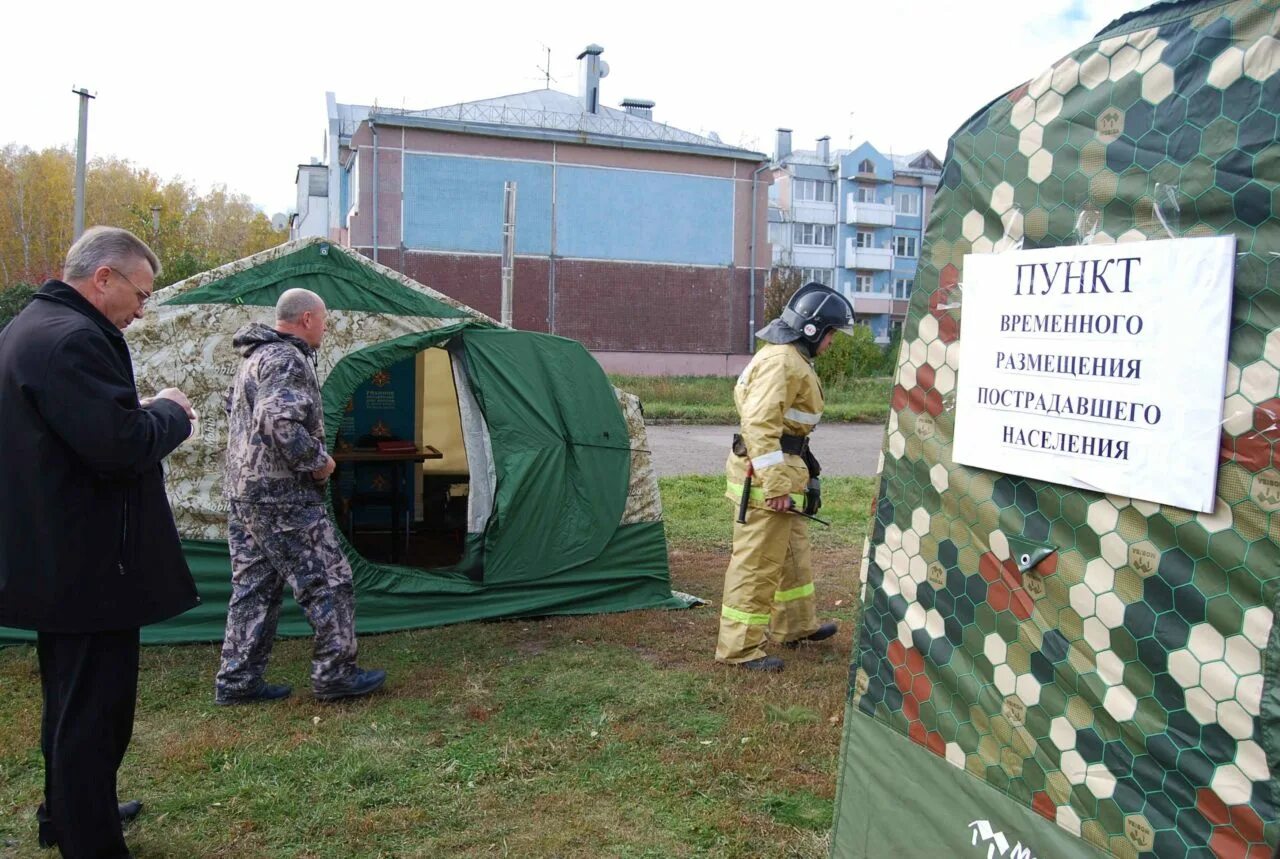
[0,238,679,645]
[835,2,1280,857]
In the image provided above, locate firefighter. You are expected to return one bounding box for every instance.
[717,282,855,672]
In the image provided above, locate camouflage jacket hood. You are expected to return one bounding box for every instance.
[223,323,329,507]
[232,322,316,361]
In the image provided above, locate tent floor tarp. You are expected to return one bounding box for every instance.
[3,524,681,645]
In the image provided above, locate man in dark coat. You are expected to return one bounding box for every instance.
[0,226,199,858]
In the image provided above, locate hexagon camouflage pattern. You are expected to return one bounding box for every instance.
[125,238,663,542]
[849,3,1280,857]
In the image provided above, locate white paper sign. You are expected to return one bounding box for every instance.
[953,236,1236,513]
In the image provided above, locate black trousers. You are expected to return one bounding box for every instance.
[35,628,139,859]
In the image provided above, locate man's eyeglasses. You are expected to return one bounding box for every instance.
[110,267,153,307]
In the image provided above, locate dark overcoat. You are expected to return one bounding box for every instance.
[0,280,199,632]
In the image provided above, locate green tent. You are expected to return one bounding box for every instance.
[835,2,1280,857]
[1,238,680,645]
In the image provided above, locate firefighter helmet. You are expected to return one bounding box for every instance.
[780,282,855,347]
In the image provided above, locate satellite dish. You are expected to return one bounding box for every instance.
[598,60,610,78]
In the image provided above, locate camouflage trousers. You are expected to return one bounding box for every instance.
[215,502,357,696]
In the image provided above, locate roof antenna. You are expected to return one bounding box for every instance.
[536,42,557,90]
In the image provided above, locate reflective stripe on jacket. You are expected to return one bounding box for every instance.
[723,342,823,507]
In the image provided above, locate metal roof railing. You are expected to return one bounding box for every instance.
[355,101,746,152]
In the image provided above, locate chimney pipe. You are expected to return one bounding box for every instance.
[775,128,792,163]
[577,44,608,114]
[817,136,830,163]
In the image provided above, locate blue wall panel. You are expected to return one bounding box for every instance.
[556,166,733,265]
[403,155,552,254]
[841,145,893,182]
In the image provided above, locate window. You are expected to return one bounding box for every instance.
[858,158,876,174]
[894,235,919,257]
[911,152,942,170]
[855,273,875,293]
[800,267,833,286]
[894,278,914,299]
[855,231,874,249]
[794,178,835,202]
[793,223,835,246]
[895,192,920,215]
[854,184,876,203]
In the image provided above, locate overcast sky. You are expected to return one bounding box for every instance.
[3,0,1139,216]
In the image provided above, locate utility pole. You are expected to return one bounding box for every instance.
[71,87,95,241]
[500,181,517,327]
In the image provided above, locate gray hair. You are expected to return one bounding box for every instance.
[276,288,325,323]
[63,226,161,280]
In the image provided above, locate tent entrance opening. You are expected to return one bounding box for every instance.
[333,345,472,569]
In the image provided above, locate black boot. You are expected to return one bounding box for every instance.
[783,622,838,648]
[38,800,143,849]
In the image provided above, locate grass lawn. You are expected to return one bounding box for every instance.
[609,375,891,424]
[0,476,875,859]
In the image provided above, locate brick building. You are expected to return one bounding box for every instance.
[304,46,771,375]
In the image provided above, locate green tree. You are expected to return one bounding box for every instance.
[879,329,903,376]
[816,323,888,384]
[763,265,802,323]
[0,281,37,329]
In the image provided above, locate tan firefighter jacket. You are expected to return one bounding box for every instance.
[724,342,824,509]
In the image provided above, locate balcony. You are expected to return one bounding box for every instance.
[850,293,894,315]
[845,199,894,227]
[849,293,911,322]
[843,242,893,270]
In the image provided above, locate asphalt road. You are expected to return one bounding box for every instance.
[644,423,886,477]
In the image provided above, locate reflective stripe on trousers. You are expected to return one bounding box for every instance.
[716,504,820,663]
[725,480,805,508]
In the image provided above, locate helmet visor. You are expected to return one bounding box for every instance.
[814,292,855,337]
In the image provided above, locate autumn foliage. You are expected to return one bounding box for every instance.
[0,144,286,290]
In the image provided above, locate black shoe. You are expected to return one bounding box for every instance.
[118,799,143,823]
[38,801,143,848]
[315,668,387,702]
[214,682,293,706]
[783,622,838,649]
[738,656,785,672]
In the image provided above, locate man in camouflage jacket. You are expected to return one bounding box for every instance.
[214,288,385,704]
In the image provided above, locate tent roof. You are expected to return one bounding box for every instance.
[156,237,499,324]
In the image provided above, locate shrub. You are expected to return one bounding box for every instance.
[763,266,803,323]
[0,282,39,330]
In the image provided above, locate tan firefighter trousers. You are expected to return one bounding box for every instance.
[716,504,821,663]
